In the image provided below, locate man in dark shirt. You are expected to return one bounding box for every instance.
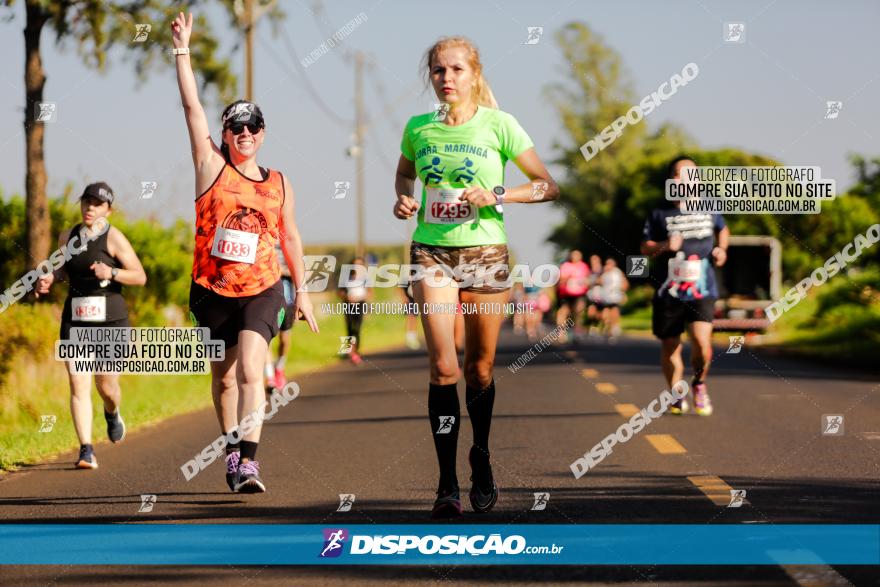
[641,156,729,416]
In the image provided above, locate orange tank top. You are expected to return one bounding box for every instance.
[192,163,285,297]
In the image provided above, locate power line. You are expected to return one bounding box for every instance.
[365,121,397,171]
[256,25,352,127]
[363,66,423,135]
[364,63,408,136]
[304,0,353,64]
[288,1,422,135]
[302,1,422,133]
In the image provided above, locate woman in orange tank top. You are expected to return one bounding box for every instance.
[173,12,318,494]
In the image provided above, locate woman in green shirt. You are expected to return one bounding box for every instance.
[393,36,559,518]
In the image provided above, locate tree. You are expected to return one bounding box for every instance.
[2,0,239,266]
[847,154,880,212]
[544,21,696,259]
[544,21,879,278]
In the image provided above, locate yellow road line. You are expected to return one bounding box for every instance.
[581,368,598,379]
[595,382,618,394]
[646,434,687,454]
[614,403,639,418]
[687,475,739,506]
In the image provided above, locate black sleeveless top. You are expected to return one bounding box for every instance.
[62,223,128,322]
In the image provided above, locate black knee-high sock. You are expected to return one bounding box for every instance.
[223,432,240,455]
[428,382,460,488]
[466,379,496,458]
[240,440,258,461]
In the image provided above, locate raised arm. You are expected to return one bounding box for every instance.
[172,12,224,193]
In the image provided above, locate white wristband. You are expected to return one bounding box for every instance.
[172,47,190,56]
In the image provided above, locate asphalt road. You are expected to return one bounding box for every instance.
[1,325,878,585]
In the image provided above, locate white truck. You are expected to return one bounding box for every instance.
[712,235,782,332]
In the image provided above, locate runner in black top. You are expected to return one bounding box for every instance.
[36,182,147,469]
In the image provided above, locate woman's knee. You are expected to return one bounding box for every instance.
[236,360,264,387]
[464,360,494,388]
[69,382,91,398]
[430,355,459,383]
[213,368,237,393]
[94,375,119,394]
[68,372,93,396]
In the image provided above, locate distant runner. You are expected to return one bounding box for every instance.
[641,155,729,416]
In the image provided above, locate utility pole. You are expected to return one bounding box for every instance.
[233,0,275,101]
[354,51,366,259]
[244,0,254,100]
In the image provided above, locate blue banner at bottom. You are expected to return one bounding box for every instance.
[1,524,877,565]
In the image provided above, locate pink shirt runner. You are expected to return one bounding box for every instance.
[559,261,590,297]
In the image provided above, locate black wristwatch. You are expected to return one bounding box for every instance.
[111,267,119,281]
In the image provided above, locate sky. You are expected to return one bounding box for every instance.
[1,0,878,267]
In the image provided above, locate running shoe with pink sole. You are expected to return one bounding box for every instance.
[692,382,713,416]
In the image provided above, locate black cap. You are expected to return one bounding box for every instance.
[80,182,115,205]
[221,101,265,128]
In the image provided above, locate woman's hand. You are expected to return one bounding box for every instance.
[295,291,320,333]
[393,194,420,219]
[34,273,54,298]
[90,262,113,281]
[459,187,496,208]
[171,12,192,49]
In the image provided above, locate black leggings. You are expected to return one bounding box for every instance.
[344,302,366,342]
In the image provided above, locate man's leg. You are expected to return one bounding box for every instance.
[653,295,688,413]
[661,336,684,389]
[686,319,715,416]
[687,321,714,383]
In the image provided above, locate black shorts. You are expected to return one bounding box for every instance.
[652,295,716,339]
[189,280,285,348]
[60,317,131,341]
[557,295,583,311]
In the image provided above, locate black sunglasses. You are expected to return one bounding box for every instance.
[226,120,264,135]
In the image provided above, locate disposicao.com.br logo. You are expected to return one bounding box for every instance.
[319,528,349,558]
[318,528,563,557]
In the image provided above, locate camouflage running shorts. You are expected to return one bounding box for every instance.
[409,242,511,294]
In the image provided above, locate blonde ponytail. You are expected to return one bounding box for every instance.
[423,37,498,110]
[474,72,498,109]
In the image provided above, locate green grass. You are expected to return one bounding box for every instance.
[619,276,879,368]
[621,305,652,332]
[0,293,408,471]
[760,281,880,365]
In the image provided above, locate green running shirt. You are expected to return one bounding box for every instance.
[400,106,534,247]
